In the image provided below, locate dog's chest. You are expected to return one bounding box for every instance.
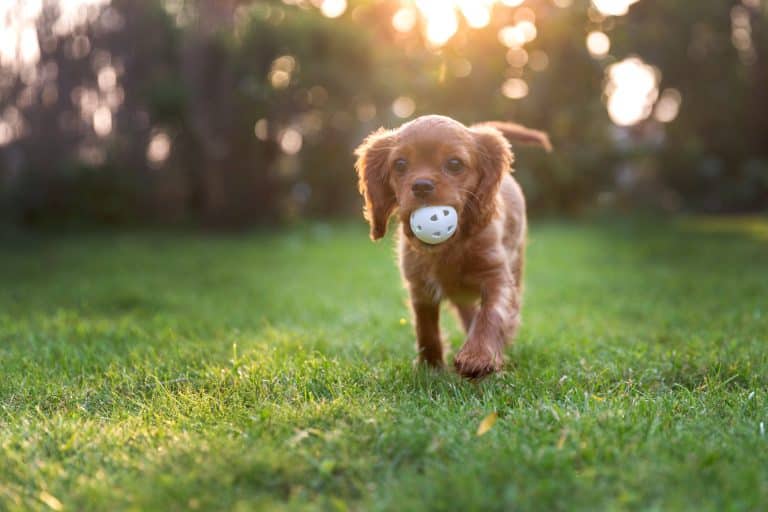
[424,252,481,303]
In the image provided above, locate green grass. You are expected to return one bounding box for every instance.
[1,217,767,511]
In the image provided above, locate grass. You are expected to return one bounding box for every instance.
[1,217,767,511]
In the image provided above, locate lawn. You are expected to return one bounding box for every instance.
[1,218,767,511]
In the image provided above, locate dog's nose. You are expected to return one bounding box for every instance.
[411,179,435,197]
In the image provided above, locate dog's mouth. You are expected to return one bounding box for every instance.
[402,207,461,249]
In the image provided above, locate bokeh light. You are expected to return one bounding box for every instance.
[320,0,347,19]
[458,1,492,29]
[147,130,172,166]
[654,88,682,123]
[592,0,641,17]
[392,7,417,33]
[501,78,529,99]
[92,105,112,137]
[417,0,459,46]
[516,21,538,42]
[506,48,529,68]
[254,119,269,141]
[498,25,526,48]
[392,96,416,118]
[97,66,117,91]
[605,57,659,126]
[280,128,303,155]
[269,55,295,89]
[587,31,611,58]
[403,0,547,48]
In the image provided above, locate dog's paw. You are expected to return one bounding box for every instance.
[453,347,501,379]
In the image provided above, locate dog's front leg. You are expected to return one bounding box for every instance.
[453,271,519,378]
[411,298,444,368]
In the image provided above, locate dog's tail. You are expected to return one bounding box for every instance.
[472,121,552,152]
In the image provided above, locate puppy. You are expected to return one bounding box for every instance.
[354,115,551,378]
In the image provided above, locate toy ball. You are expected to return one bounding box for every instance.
[409,205,458,245]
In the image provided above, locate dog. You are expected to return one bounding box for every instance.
[354,115,551,378]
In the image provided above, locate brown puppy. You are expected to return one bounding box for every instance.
[354,115,551,378]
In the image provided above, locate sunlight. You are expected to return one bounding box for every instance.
[457,0,492,29]
[319,0,347,19]
[0,1,42,73]
[1,0,110,73]
[604,57,659,126]
[416,0,459,46]
[398,0,542,48]
[591,0,641,17]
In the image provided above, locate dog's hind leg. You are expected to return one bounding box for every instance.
[451,302,478,334]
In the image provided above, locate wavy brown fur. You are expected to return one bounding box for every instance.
[354,115,551,378]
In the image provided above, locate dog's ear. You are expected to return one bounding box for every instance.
[354,128,396,240]
[465,125,514,232]
[472,121,552,152]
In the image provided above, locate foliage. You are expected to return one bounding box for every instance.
[1,218,768,509]
[0,0,766,226]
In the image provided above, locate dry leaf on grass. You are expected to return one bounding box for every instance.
[476,412,498,436]
[39,492,63,511]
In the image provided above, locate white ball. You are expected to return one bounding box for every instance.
[409,205,458,245]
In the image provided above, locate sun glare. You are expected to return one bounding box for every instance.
[383,0,642,50]
[415,0,459,46]
[399,0,545,48]
[457,0,492,29]
[319,0,347,19]
[591,0,641,17]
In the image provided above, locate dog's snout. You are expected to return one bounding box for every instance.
[411,179,435,197]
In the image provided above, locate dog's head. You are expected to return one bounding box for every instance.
[354,115,550,243]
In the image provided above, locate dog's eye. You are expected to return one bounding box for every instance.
[445,158,464,174]
[393,158,408,174]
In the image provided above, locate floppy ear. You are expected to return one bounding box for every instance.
[471,121,552,152]
[354,128,396,240]
[464,126,514,232]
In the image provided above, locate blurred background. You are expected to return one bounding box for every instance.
[0,0,765,229]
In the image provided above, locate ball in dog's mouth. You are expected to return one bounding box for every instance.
[409,205,458,245]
